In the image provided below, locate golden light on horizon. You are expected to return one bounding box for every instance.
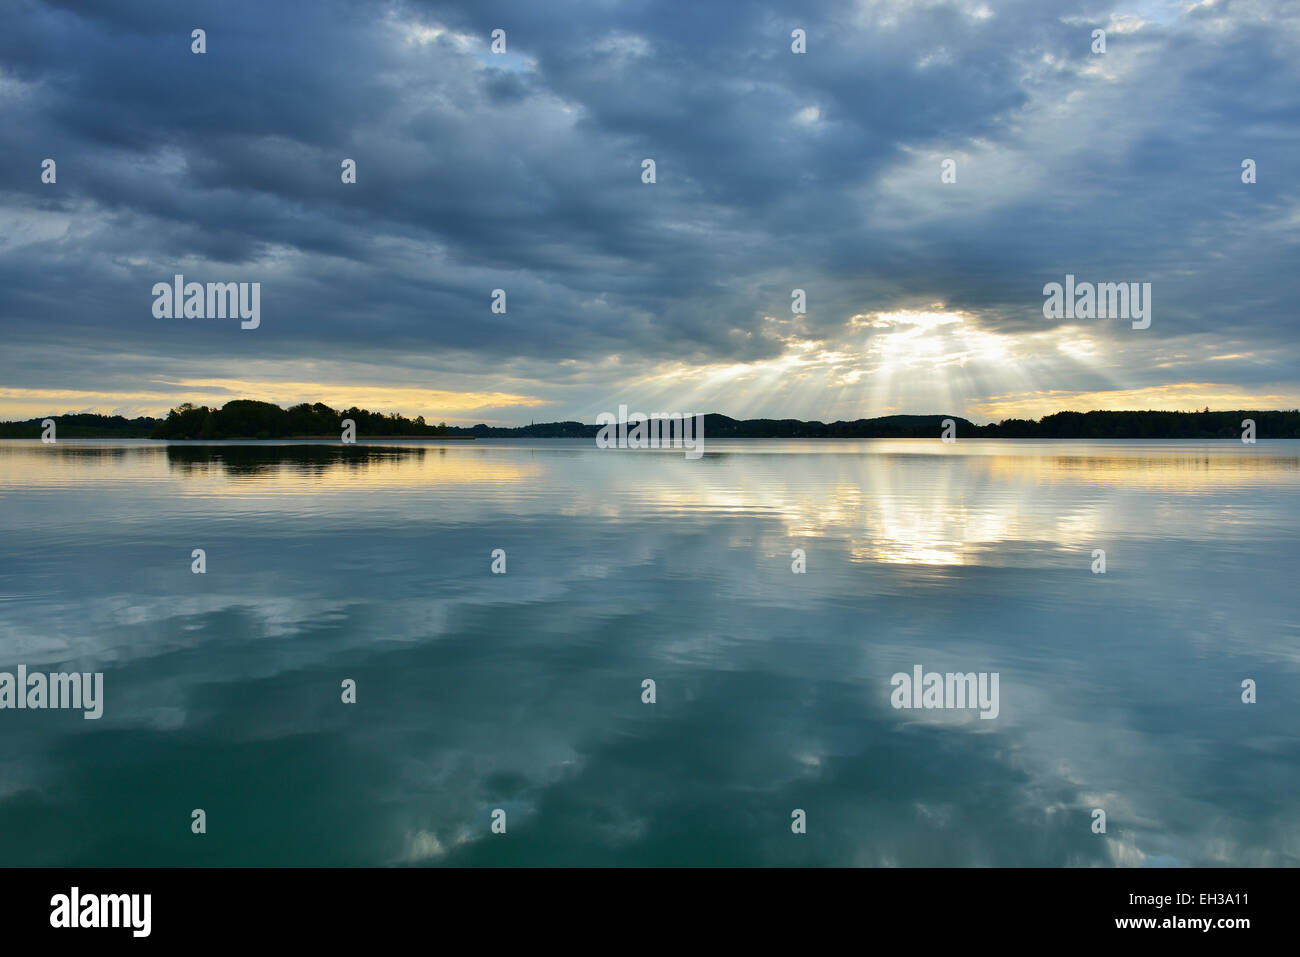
[971,384,1300,422]
[2,333,1297,429]
[0,379,549,424]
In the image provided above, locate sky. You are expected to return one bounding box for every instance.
[1,0,1297,426]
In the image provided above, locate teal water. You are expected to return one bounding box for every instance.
[0,438,1297,866]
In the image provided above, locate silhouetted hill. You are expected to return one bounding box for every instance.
[983,409,1300,438]
[443,410,1300,439]
[0,412,160,438]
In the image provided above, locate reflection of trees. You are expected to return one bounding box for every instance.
[23,445,148,461]
[164,444,426,476]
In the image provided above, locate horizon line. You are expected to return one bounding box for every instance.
[6,399,1300,432]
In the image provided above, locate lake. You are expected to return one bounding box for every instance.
[0,438,1296,866]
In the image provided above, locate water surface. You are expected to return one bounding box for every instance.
[0,438,1296,866]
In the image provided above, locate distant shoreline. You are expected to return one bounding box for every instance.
[4,435,1297,442]
[1,402,1298,440]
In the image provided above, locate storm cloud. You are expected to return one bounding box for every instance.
[1,0,1297,423]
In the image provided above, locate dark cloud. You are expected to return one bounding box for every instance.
[1,0,1297,420]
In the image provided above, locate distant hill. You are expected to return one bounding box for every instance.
[442,413,988,438]
[0,412,160,438]
[977,408,1300,439]
[2,402,1298,439]
[443,410,1300,439]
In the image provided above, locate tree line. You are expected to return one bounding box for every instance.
[2,403,1298,439]
[149,401,449,439]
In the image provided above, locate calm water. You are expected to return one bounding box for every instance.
[0,438,1296,867]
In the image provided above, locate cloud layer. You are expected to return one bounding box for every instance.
[1,0,1297,423]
